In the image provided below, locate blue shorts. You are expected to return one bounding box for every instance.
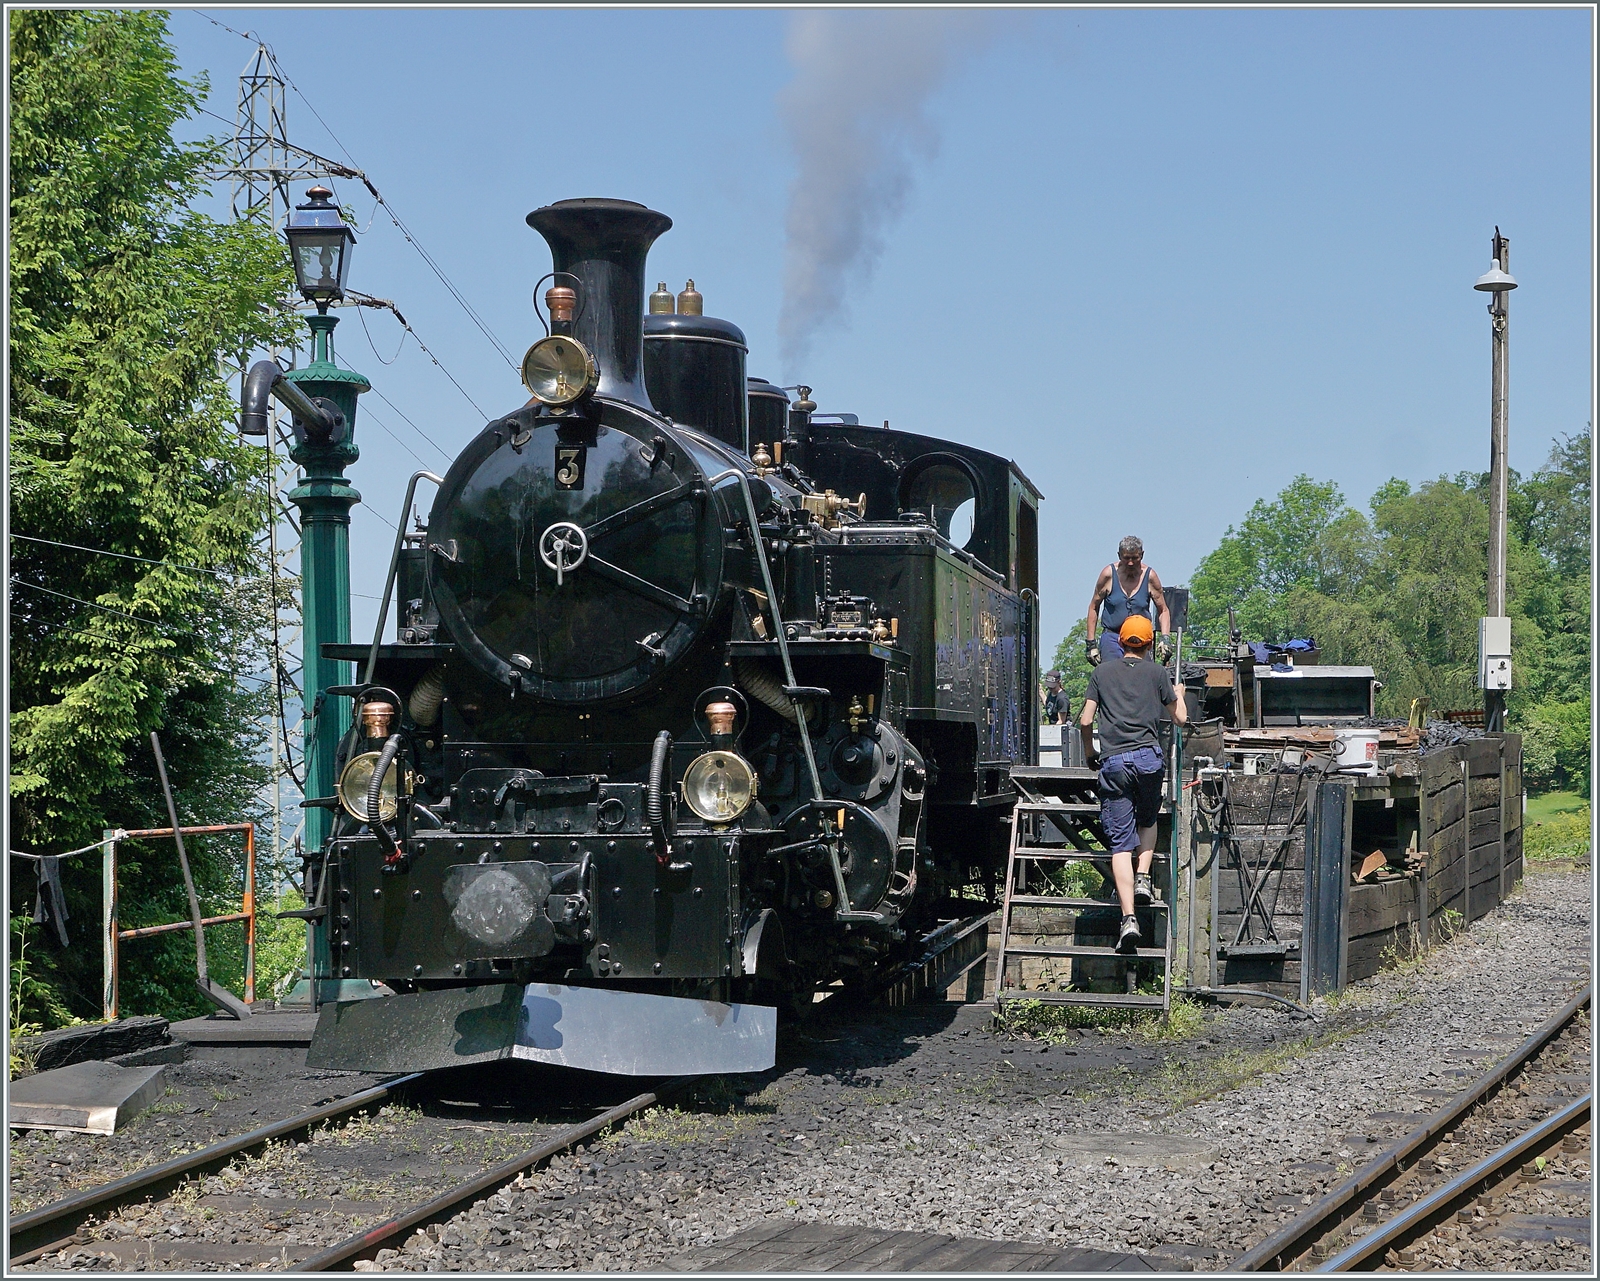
[1099,746,1164,852]
[1099,632,1126,661]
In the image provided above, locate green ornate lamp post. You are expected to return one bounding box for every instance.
[283,186,368,853]
[241,186,369,1003]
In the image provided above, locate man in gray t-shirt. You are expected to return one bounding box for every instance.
[1078,616,1186,953]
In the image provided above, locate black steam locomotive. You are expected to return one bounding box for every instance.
[305,199,1041,1076]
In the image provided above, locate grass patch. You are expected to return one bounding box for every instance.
[605,1075,780,1148]
[1138,1016,1374,1111]
[1525,790,1587,823]
[993,993,1205,1043]
[1524,798,1591,863]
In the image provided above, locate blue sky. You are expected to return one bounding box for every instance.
[168,5,1594,654]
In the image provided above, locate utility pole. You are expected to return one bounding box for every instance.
[1474,230,1516,732]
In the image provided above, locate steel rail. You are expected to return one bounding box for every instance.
[290,1077,695,1271]
[1232,983,1591,1271]
[7,1074,425,1266]
[1315,1093,1591,1271]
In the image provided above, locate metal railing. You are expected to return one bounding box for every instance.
[101,824,256,1021]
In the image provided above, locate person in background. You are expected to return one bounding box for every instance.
[1042,670,1071,725]
[1085,535,1172,666]
[1078,615,1187,953]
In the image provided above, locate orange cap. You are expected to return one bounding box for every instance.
[1119,616,1155,648]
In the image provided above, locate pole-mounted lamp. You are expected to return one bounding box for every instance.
[1474,231,1515,733]
[238,186,372,1009]
[1473,259,1517,294]
[285,185,357,314]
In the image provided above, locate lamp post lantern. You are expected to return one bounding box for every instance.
[1473,229,1516,732]
[285,185,357,312]
[240,186,370,1005]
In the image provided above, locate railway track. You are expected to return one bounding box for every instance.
[290,1080,690,1271]
[1233,985,1592,1272]
[9,1069,691,1273]
[281,917,988,1272]
[11,914,990,1273]
[8,1073,423,1267]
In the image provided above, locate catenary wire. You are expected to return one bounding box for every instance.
[10,534,271,582]
[192,15,520,373]
[368,387,454,463]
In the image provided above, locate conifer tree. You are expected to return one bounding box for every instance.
[9,9,297,1020]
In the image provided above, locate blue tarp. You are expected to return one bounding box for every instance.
[1249,638,1318,672]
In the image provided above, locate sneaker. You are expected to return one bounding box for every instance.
[1117,915,1142,953]
[1133,873,1155,905]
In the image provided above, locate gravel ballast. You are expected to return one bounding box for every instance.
[374,869,1592,1273]
[18,869,1590,1272]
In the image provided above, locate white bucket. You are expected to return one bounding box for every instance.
[1333,728,1382,775]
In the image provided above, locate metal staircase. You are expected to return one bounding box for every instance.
[994,766,1173,1014]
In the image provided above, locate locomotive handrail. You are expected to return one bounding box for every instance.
[364,471,446,685]
[710,465,857,918]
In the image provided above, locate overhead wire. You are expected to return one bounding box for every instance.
[192,14,520,376]
[367,386,453,463]
[10,533,271,582]
[191,13,493,816]
[342,294,492,421]
[355,302,405,365]
[360,402,434,471]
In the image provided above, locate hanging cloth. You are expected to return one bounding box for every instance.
[32,855,70,947]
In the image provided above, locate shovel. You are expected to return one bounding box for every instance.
[151,732,251,1020]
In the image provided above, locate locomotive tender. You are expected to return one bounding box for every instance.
[304,199,1041,1075]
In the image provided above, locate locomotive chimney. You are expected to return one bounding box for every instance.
[525,198,673,408]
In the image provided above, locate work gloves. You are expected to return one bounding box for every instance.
[1156,636,1172,664]
[1086,640,1102,666]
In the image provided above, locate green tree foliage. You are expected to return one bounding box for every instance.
[1152,428,1587,790]
[1186,476,1353,643]
[1048,620,1092,723]
[1059,429,1591,795]
[8,10,297,1023]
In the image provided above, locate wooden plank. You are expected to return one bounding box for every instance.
[1465,809,1504,850]
[1216,869,1305,921]
[1461,737,1505,777]
[1428,860,1465,905]
[1008,905,1117,934]
[1426,815,1466,866]
[1216,913,1303,943]
[1346,924,1423,981]
[1469,839,1503,878]
[1220,775,1315,826]
[1427,784,1467,835]
[1429,886,1465,930]
[1219,833,1306,873]
[1422,747,1463,796]
[1346,878,1420,936]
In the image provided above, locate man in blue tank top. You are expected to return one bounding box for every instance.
[1079,615,1187,953]
[1085,535,1172,665]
